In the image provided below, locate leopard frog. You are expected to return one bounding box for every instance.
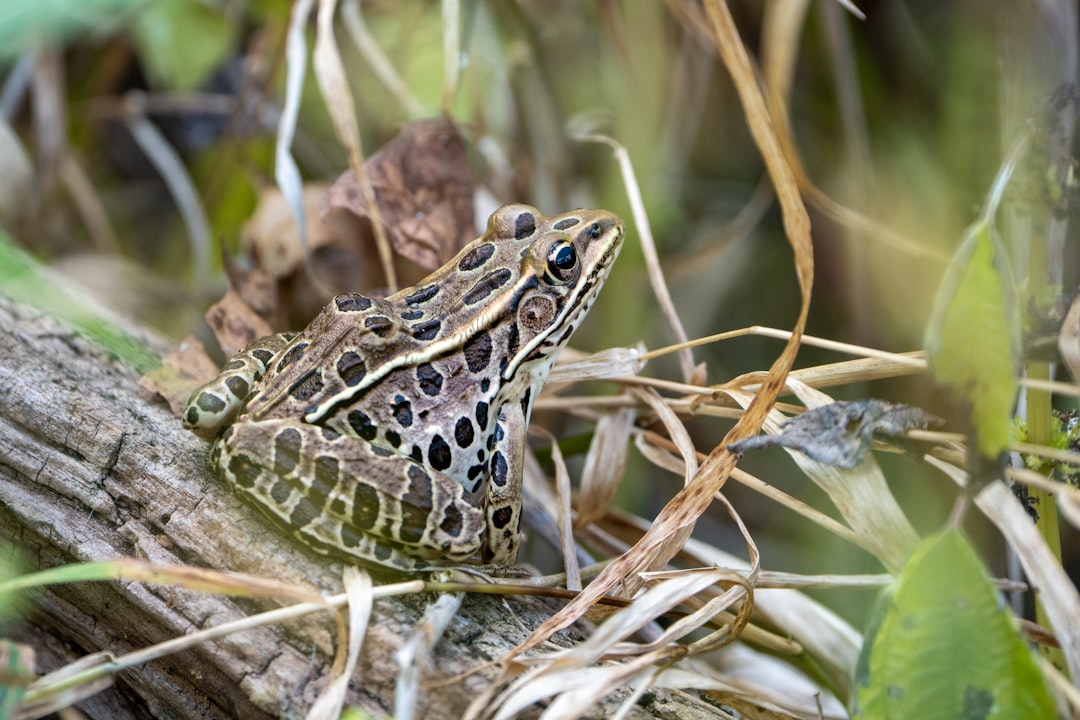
[184,204,624,571]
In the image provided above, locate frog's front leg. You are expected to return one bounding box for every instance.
[183,333,295,434]
[212,419,488,571]
[483,403,526,565]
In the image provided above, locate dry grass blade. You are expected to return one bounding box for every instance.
[440,0,460,113]
[549,429,582,591]
[489,654,662,720]
[341,0,425,118]
[574,132,695,383]
[632,387,699,488]
[576,407,635,529]
[488,569,734,720]
[547,345,646,384]
[306,567,373,720]
[498,0,815,665]
[654,652,848,719]
[276,0,316,253]
[15,653,116,720]
[0,558,326,605]
[314,0,397,291]
[394,584,465,720]
[122,94,211,280]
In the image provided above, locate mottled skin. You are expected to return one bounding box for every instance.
[184,204,624,571]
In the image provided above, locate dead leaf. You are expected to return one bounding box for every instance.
[204,288,275,359]
[324,117,476,271]
[726,399,942,469]
[139,335,221,416]
[222,253,279,325]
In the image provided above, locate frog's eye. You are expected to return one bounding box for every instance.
[545,240,578,283]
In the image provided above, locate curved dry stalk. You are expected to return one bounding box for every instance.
[314,0,397,292]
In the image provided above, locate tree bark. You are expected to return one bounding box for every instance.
[0,294,711,719]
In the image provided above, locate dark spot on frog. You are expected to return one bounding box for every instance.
[288,369,324,401]
[553,217,579,231]
[336,351,367,386]
[410,445,423,463]
[276,342,308,372]
[416,363,443,396]
[458,242,495,272]
[309,455,339,511]
[227,452,259,488]
[400,309,424,321]
[491,451,508,487]
[196,392,225,414]
[225,375,249,399]
[392,395,414,427]
[269,478,292,504]
[474,401,489,430]
[225,359,245,370]
[347,410,377,441]
[440,503,463,537]
[428,434,452,471]
[454,417,474,448]
[351,484,381,530]
[491,506,513,529]
[251,348,275,365]
[464,331,492,372]
[385,430,401,448]
[273,427,302,475]
[335,294,373,312]
[462,268,513,305]
[364,315,394,338]
[514,211,536,239]
[289,496,320,528]
[506,324,519,356]
[404,284,440,306]
[412,319,441,341]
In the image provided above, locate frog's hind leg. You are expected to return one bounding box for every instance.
[213,419,487,572]
[183,333,295,434]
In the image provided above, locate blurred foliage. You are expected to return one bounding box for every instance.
[0,230,160,371]
[0,0,1078,713]
[925,216,1018,462]
[130,0,236,90]
[853,530,1055,718]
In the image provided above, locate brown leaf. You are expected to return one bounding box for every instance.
[324,118,476,271]
[244,183,375,279]
[222,252,279,326]
[138,335,221,416]
[204,289,275,359]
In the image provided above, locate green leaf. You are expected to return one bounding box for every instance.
[130,0,234,90]
[0,0,148,59]
[925,218,1019,458]
[852,530,1054,719]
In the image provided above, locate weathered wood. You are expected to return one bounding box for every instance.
[0,293,709,719]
